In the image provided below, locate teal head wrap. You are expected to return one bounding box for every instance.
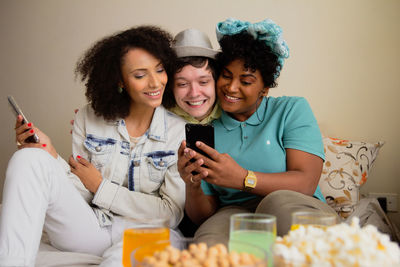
[216,18,290,79]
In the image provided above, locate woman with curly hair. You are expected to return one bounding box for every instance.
[0,26,186,266]
[177,18,339,245]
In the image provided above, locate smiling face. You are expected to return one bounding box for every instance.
[120,48,167,111]
[217,59,268,122]
[173,62,216,120]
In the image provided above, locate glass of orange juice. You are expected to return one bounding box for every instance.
[122,218,170,267]
[131,240,171,267]
[290,211,337,231]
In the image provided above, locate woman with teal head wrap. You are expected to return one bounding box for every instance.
[177,18,339,246]
[216,17,289,79]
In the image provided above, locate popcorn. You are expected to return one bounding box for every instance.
[273,218,400,266]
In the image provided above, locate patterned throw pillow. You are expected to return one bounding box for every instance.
[318,137,384,219]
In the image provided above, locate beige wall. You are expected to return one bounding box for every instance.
[1,0,399,207]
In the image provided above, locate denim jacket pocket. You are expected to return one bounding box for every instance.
[84,134,117,169]
[145,150,176,183]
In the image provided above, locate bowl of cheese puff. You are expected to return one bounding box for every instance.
[131,238,269,267]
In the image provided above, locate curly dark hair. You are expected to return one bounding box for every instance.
[75,26,177,120]
[163,56,218,109]
[216,32,280,88]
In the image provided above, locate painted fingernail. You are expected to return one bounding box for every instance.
[42,144,47,147]
[30,129,34,133]
[27,123,32,127]
[77,155,81,159]
[74,109,79,114]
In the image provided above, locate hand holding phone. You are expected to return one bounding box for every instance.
[8,95,40,143]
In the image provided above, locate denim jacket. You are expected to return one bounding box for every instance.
[58,104,186,228]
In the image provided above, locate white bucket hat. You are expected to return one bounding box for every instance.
[172,28,217,59]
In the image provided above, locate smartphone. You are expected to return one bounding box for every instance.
[185,123,214,158]
[8,95,40,143]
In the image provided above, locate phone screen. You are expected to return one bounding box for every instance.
[185,123,214,158]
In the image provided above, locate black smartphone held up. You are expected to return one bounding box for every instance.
[185,123,214,158]
[8,95,40,143]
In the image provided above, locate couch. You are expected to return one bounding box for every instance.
[2,135,399,266]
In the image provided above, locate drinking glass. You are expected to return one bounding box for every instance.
[229,213,276,263]
[131,240,171,266]
[290,210,337,231]
[122,218,170,267]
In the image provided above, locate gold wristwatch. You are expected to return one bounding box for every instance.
[243,170,257,191]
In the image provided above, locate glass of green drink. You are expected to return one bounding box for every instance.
[229,213,276,265]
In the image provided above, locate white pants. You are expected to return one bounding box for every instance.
[0,148,115,267]
[0,148,182,267]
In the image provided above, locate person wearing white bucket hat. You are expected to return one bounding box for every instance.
[163,28,221,237]
[163,28,221,124]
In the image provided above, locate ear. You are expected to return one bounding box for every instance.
[261,87,269,97]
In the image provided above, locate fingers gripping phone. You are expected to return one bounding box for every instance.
[8,95,40,143]
[185,123,214,159]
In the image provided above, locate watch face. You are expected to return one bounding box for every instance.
[245,179,257,189]
[246,178,256,187]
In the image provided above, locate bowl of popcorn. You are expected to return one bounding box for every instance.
[131,238,269,267]
[273,217,400,267]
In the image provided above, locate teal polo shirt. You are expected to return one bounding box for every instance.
[201,96,326,206]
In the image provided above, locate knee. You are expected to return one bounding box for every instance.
[256,190,306,236]
[9,148,54,167]
[6,148,57,182]
[194,215,229,247]
[194,207,243,247]
[257,190,297,212]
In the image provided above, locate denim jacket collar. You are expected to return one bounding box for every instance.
[147,106,167,142]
